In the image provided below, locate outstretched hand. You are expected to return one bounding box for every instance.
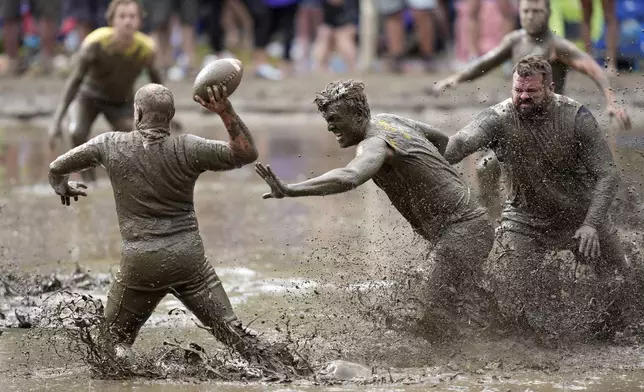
[573,224,600,259]
[56,181,88,206]
[194,85,230,115]
[255,162,290,199]
[428,76,458,96]
[607,104,631,131]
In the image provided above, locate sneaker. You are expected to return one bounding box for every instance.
[255,63,283,81]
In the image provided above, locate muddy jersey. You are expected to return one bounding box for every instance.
[452,94,617,232]
[50,130,241,242]
[369,114,486,242]
[77,27,155,103]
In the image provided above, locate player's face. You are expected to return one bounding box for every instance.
[112,3,141,37]
[322,101,365,148]
[519,0,549,35]
[512,73,553,117]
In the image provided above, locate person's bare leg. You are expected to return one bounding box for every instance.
[152,24,172,71]
[312,24,333,72]
[466,0,481,59]
[602,0,618,73]
[411,9,435,68]
[229,0,255,50]
[335,25,357,72]
[383,11,406,72]
[1,20,21,74]
[496,0,516,35]
[580,0,594,54]
[181,24,196,70]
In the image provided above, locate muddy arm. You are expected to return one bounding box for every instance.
[453,32,516,83]
[444,108,501,164]
[575,106,619,229]
[191,104,258,171]
[51,45,93,127]
[555,39,613,105]
[415,121,449,155]
[48,134,106,191]
[285,137,389,197]
[146,50,164,84]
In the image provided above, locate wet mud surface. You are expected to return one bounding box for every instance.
[0,74,644,390]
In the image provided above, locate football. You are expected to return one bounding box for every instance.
[192,58,244,101]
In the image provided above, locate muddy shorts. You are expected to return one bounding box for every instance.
[1,0,61,20]
[67,94,133,146]
[143,0,199,29]
[104,234,239,346]
[373,0,437,16]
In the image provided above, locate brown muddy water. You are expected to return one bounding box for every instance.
[0,112,644,391]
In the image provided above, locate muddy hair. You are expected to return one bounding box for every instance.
[313,80,371,125]
[512,55,553,86]
[105,0,146,25]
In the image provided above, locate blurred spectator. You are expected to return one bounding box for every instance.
[142,0,198,77]
[581,0,618,73]
[465,0,516,61]
[203,0,251,66]
[62,0,109,42]
[245,0,300,81]
[221,0,253,50]
[1,0,60,76]
[312,0,358,73]
[294,0,322,72]
[374,0,437,73]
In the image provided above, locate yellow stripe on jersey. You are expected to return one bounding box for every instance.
[82,27,155,62]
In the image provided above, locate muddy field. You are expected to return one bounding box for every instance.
[0,71,643,391]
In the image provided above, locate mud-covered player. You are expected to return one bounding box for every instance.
[48,0,166,183]
[444,55,626,336]
[48,83,295,370]
[431,0,630,219]
[256,80,495,333]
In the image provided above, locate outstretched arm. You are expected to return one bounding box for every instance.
[555,38,631,129]
[431,32,517,94]
[48,44,93,149]
[444,108,502,164]
[256,137,390,198]
[49,134,107,205]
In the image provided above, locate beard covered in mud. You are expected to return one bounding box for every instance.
[47,83,298,374]
[255,80,496,339]
[445,55,627,341]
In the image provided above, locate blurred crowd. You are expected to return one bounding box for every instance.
[0,0,641,81]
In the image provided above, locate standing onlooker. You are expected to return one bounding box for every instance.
[294,0,322,73]
[312,0,358,73]
[465,0,516,61]
[1,0,61,76]
[62,0,110,42]
[245,0,300,80]
[373,0,438,73]
[142,0,198,77]
[580,0,618,74]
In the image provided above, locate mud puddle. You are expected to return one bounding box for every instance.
[1,116,644,391]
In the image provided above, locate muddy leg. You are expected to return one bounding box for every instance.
[476,150,502,222]
[486,227,548,333]
[176,263,298,372]
[576,225,628,340]
[103,279,167,362]
[416,215,494,340]
[68,97,100,183]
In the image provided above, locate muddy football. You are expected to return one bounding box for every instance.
[193,58,244,101]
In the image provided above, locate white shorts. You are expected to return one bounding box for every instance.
[373,0,437,15]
